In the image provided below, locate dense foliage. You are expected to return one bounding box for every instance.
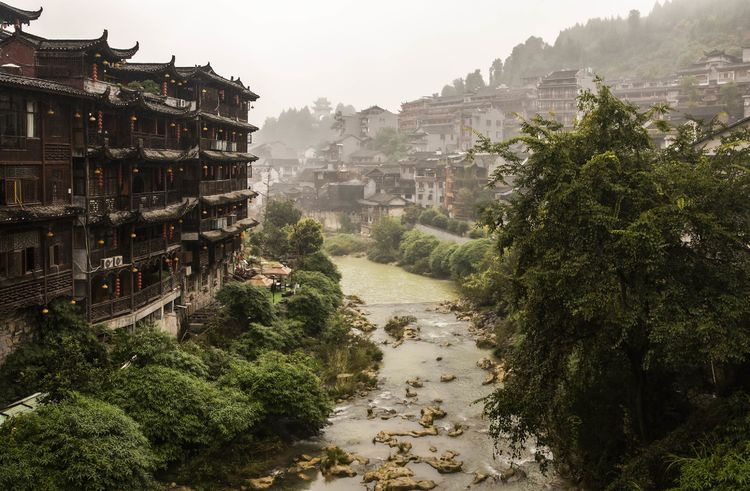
[324,233,370,256]
[476,84,750,488]
[216,282,275,328]
[0,394,157,490]
[367,217,406,263]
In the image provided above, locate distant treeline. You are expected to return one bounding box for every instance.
[441,0,750,95]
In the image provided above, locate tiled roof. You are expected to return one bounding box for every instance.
[17,29,139,59]
[0,2,41,25]
[0,71,93,98]
[176,64,259,100]
[199,111,258,131]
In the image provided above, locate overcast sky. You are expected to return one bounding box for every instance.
[23,0,659,123]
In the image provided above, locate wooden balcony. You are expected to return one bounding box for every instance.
[199,178,247,196]
[132,237,179,260]
[0,270,73,312]
[131,190,181,210]
[89,275,178,323]
[200,138,239,152]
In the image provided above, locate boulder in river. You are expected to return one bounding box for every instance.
[406,377,424,388]
[419,450,463,473]
[447,423,464,437]
[326,464,357,478]
[440,373,456,382]
[247,476,275,490]
[376,477,437,490]
[419,406,447,427]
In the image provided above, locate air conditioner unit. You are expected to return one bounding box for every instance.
[101,255,123,270]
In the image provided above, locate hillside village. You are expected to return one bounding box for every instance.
[253,40,750,232]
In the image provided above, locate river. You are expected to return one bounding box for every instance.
[278,256,554,490]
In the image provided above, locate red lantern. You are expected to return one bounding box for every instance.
[97,111,103,133]
[136,271,142,290]
[176,124,181,140]
[115,277,121,297]
[162,81,168,97]
[91,63,98,82]
[162,224,167,240]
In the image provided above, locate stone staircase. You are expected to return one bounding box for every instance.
[186,301,222,335]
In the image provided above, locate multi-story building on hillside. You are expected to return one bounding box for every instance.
[536,68,596,127]
[0,2,259,359]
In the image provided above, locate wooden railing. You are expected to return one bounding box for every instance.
[90,276,178,322]
[0,270,72,312]
[0,137,42,161]
[132,238,169,259]
[199,178,246,196]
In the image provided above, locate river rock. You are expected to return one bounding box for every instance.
[420,451,463,474]
[326,464,357,478]
[429,446,438,453]
[419,406,447,427]
[376,477,437,491]
[406,377,424,388]
[482,371,497,385]
[363,463,414,483]
[436,356,443,361]
[472,472,489,484]
[405,387,418,398]
[247,476,275,490]
[447,423,464,437]
[476,357,495,370]
[440,373,456,382]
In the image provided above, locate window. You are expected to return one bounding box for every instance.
[0,231,40,279]
[0,166,41,205]
[0,94,27,148]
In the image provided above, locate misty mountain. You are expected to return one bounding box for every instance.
[446,0,750,92]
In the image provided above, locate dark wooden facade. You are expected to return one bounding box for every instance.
[0,4,259,326]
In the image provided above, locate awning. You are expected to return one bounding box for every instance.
[200,189,256,206]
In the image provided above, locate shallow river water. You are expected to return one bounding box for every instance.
[278,256,555,490]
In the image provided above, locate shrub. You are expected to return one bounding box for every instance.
[432,214,449,229]
[447,220,460,234]
[101,365,262,465]
[368,217,405,263]
[220,352,332,437]
[468,227,486,239]
[0,394,157,490]
[399,229,440,267]
[297,251,341,282]
[384,315,418,340]
[216,282,275,327]
[324,234,369,256]
[230,320,303,361]
[429,242,459,278]
[265,199,302,229]
[449,239,493,280]
[0,301,109,405]
[284,287,333,335]
[291,270,343,309]
[418,208,440,225]
[288,217,324,257]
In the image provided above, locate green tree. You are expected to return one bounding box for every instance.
[216,282,275,328]
[369,127,410,159]
[448,239,493,280]
[0,301,109,405]
[398,229,440,274]
[489,58,504,88]
[0,394,157,490]
[428,242,458,278]
[367,217,405,263]
[220,351,332,436]
[465,69,486,92]
[288,217,324,257]
[265,199,302,229]
[478,85,750,488]
[297,251,342,282]
[102,364,262,465]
